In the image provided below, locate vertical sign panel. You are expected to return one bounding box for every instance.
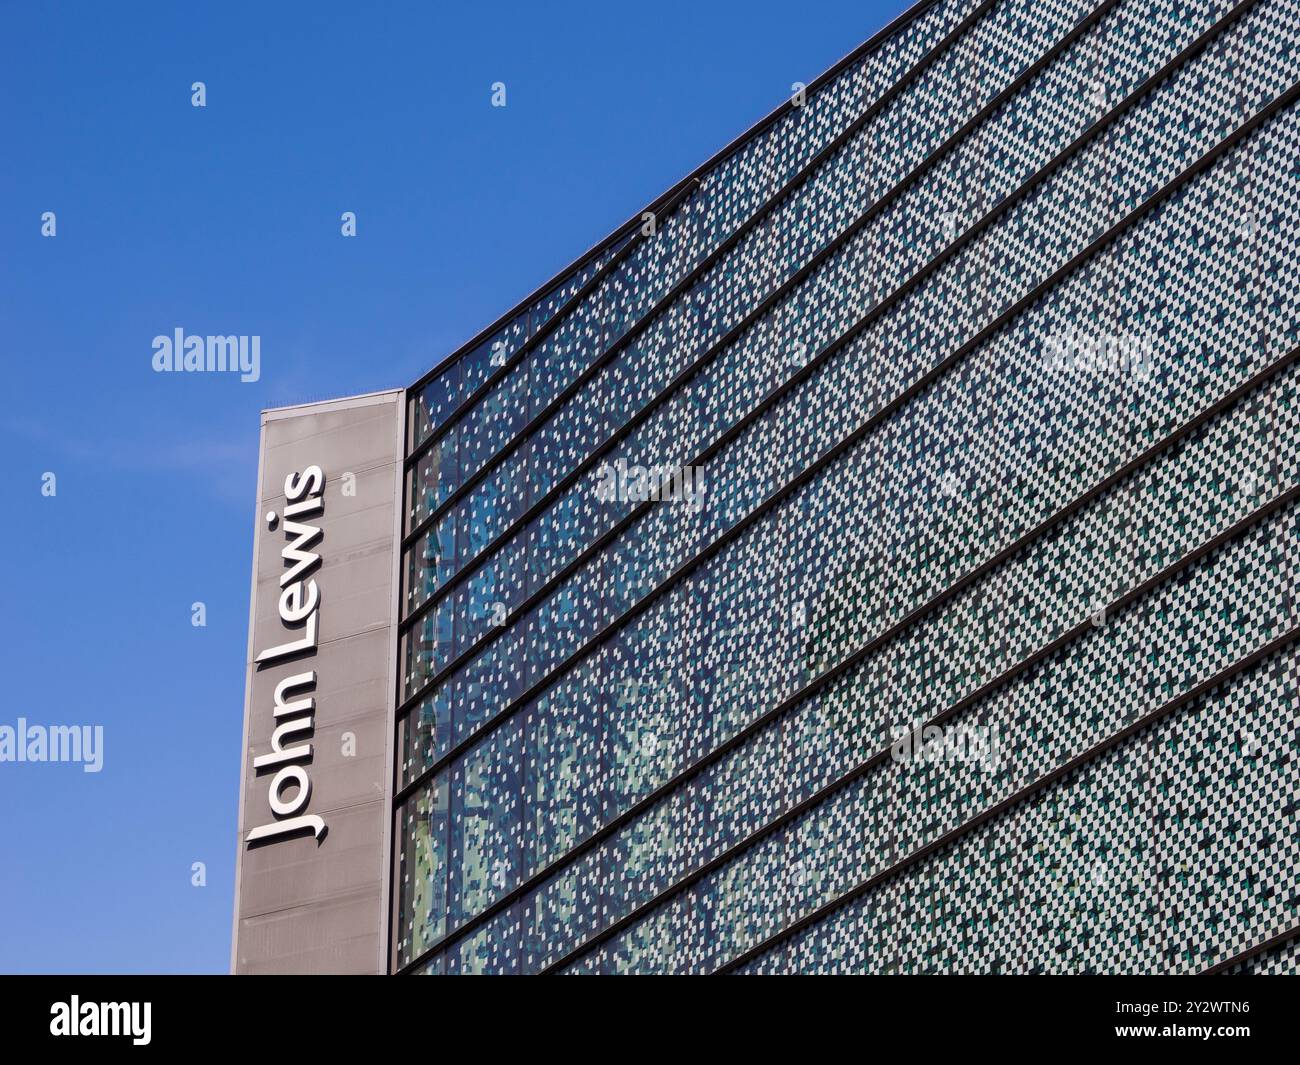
[231,390,403,974]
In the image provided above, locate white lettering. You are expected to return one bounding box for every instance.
[247,469,327,844]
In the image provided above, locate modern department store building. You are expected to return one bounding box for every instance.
[231,0,1300,974]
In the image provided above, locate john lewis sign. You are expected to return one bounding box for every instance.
[247,465,327,845]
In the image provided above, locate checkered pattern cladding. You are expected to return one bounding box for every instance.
[394,0,1300,974]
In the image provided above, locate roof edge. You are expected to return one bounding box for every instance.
[408,0,944,395]
[260,387,405,422]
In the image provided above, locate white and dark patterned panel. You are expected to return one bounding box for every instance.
[395,0,1300,973]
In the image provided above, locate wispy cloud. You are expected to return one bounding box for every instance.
[1,416,257,505]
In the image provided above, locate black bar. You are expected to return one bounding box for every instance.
[1,972,1294,1044]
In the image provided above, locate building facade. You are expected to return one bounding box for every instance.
[233,0,1300,974]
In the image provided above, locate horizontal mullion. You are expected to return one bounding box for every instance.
[1200,924,1300,975]
[404,179,696,472]
[542,480,1300,973]
[395,35,1283,781]
[713,617,1300,975]
[398,0,1006,564]
[398,0,1138,654]
[403,0,946,403]
[394,336,1300,975]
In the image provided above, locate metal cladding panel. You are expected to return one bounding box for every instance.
[388,0,1300,975]
[231,390,403,975]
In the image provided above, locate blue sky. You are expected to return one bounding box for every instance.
[0,0,908,973]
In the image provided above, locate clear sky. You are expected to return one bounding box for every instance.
[0,0,909,973]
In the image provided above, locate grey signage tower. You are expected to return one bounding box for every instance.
[231,391,404,974]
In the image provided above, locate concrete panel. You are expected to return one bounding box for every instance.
[256,463,398,553]
[252,525,397,646]
[236,799,387,917]
[232,389,403,975]
[244,626,393,746]
[234,888,384,976]
[242,694,389,816]
[261,403,401,490]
